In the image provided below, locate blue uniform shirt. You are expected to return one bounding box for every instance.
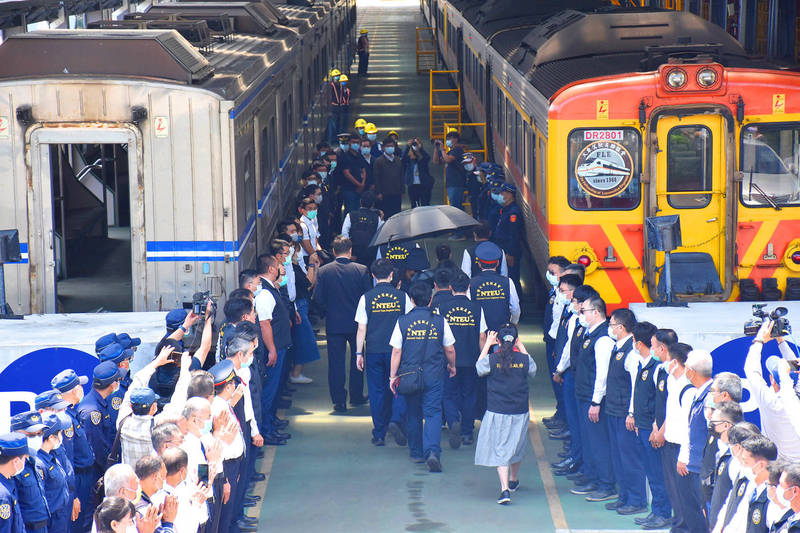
[63,406,94,469]
[52,446,74,496]
[13,457,49,524]
[35,450,69,514]
[493,201,522,258]
[107,374,129,427]
[76,389,115,470]
[0,475,24,533]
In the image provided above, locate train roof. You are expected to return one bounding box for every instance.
[461,2,773,99]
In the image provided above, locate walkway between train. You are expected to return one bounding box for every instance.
[252,1,660,531]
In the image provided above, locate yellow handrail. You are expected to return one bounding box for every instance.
[429,69,461,140]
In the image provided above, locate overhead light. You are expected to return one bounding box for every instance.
[697,68,718,87]
[666,69,687,89]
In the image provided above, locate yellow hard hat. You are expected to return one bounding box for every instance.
[329,68,341,78]
[339,74,349,82]
[446,127,458,133]
[388,130,399,137]
[354,118,367,129]
[360,29,368,34]
[364,122,378,134]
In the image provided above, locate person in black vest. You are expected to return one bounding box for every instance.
[541,256,571,433]
[648,328,678,458]
[342,191,383,266]
[571,295,617,502]
[439,272,487,448]
[469,242,520,330]
[313,237,373,412]
[354,259,414,446]
[460,222,508,278]
[629,321,672,529]
[474,325,537,505]
[389,282,456,473]
[602,309,647,517]
[706,404,747,530]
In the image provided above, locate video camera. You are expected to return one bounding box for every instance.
[192,291,217,319]
[743,304,791,337]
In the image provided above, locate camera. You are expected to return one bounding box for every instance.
[743,304,791,337]
[192,291,217,318]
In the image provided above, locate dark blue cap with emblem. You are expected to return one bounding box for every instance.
[51,369,89,393]
[35,390,70,411]
[130,388,159,409]
[95,333,118,354]
[501,182,517,194]
[10,411,46,433]
[0,432,29,457]
[209,359,236,387]
[116,333,141,349]
[98,343,127,364]
[93,361,121,387]
[41,413,70,440]
[475,241,502,263]
[166,309,188,332]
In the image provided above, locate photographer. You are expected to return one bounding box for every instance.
[744,320,800,461]
[402,138,433,207]
[432,131,466,210]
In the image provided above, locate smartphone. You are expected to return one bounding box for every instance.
[197,463,209,485]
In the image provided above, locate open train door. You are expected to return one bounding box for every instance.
[647,112,736,301]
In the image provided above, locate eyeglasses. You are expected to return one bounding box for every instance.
[609,322,621,328]
[577,308,596,315]
[710,420,729,427]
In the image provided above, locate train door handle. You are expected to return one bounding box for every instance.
[706,217,718,223]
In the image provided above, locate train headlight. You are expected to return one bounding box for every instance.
[784,240,800,272]
[578,255,592,267]
[666,69,687,89]
[697,68,718,88]
[792,251,800,265]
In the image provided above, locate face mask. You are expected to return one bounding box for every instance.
[350,143,360,151]
[491,192,504,205]
[367,134,377,142]
[306,209,318,220]
[292,234,302,243]
[570,303,579,315]
[283,255,292,266]
[51,434,63,449]
[330,161,337,171]
[708,422,720,438]
[132,487,142,505]
[555,292,568,306]
[445,139,453,148]
[650,349,656,358]
[742,465,757,482]
[28,435,43,451]
[319,171,328,180]
[319,151,327,158]
[546,271,559,287]
[13,457,25,476]
[307,180,318,186]
[315,194,323,204]
[339,143,348,152]
[777,485,795,508]
[464,163,475,172]
[118,367,129,380]
[341,82,347,87]
[357,128,365,136]
[608,326,617,341]
[385,146,395,155]
[361,146,371,156]
[202,419,213,435]
[240,356,252,369]
[579,316,589,329]
[279,276,287,288]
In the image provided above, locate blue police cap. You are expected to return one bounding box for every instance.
[0,433,29,458]
[116,333,141,349]
[478,162,494,173]
[10,411,46,433]
[95,333,118,354]
[475,241,502,263]
[489,177,505,189]
[50,369,89,393]
[130,388,159,410]
[166,309,188,332]
[461,152,475,163]
[41,413,70,440]
[98,343,128,364]
[500,182,517,194]
[93,361,121,387]
[34,390,70,411]
[209,360,236,387]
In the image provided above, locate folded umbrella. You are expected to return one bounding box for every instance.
[369,205,479,247]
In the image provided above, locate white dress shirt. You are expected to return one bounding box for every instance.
[300,214,320,257]
[210,396,244,460]
[556,314,578,374]
[234,365,259,437]
[254,280,276,322]
[153,479,209,533]
[389,318,456,349]
[586,322,615,405]
[547,297,566,340]
[354,292,415,324]
[664,372,694,464]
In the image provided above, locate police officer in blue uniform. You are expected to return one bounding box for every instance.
[35,414,71,533]
[0,433,27,533]
[77,361,121,474]
[492,182,523,289]
[474,163,502,222]
[50,369,94,533]
[485,177,505,234]
[8,413,49,533]
[97,342,134,428]
[469,242,520,331]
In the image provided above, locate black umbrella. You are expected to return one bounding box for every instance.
[369,205,479,247]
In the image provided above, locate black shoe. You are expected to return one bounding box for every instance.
[586,490,618,502]
[239,517,258,525]
[350,397,368,406]
[278,398,292,409]
[549,430,571,440]
[566,472,587,483]
[557,450,571,459]
[410,456,425,464]
[617,505,648,516]
[333,403,347,413]
[425,453,442,473]
[263,434,287,446]
[284,385,297,393]
[270,430,291,439]
[250,472,266,481]
[605,500,623,510]
[551,458,573,469]
[497,490,511,505]
[371,437,385,446]
[462,435,474,446]
[236,520,258,532]
[448,422,462,449]
[569,483,597,495]
[634,513,655,526]
[641,516,671,530]
[243,500,258,508]
[542,416,564,428]
[244,495,261,503]
[508,480,519,493]
[387,421,407,446]
[553,461,581,476]
[272,418,289,430]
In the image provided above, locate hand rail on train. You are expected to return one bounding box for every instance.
[429,69,461,140]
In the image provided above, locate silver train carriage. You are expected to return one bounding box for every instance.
[0,0,357,314]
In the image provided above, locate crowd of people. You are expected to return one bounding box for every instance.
[540,255,800,531]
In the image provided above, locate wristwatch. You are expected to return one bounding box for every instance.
[590,401,601,407]
[356,352,363,356]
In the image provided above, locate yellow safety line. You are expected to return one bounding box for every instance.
[528,400,569,530]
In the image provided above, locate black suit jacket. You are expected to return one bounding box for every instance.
[313,257,372,335]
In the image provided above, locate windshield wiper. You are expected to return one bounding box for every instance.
[748,168,782,211]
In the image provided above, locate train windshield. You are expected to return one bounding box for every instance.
[740,124,800,207]
[568,128,641,210]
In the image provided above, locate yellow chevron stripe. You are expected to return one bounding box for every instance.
[739,219,779,278]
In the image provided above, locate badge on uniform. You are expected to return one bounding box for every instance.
[738,483,746,497]
[583,339,591,349]
[90,411,102,425]
[718,463,725,476]
[0,504,11,520]
[549,295,555,305]
[509,215,517,222]
[641,369,649,381]
[111,397,122,410]
[615,352,624,361]
[752,509,761,525]
[658,380,665,392]
[64,426,74,438]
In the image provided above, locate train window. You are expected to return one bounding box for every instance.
[505,99,513,153]
[282,99,289,144]
[539,136,546,209]
[740,123,800,207]
[525,123,534,192]
[568,128,641,210]
[666,125,712,208]
[288,93,294,138]
[260,127,271,183]
[243,150,255,220]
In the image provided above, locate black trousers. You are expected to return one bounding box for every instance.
[662,442,707,533]
[326,331,364,405]
[220,456,243,533]
[380,194,402,219]
[408,184,431,207]
[200,472,225,533]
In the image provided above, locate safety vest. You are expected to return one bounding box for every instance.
[574,322,609,403]
[605,337,634,418]
[487,349,530,415]
[440,295,482,367]
[469,270,510,331]
[350,208,380,248]
[397,307,446,387]
[364,282,406,354]
[633,357,658,429]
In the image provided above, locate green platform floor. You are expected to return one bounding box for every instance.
[249,1,665,531]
